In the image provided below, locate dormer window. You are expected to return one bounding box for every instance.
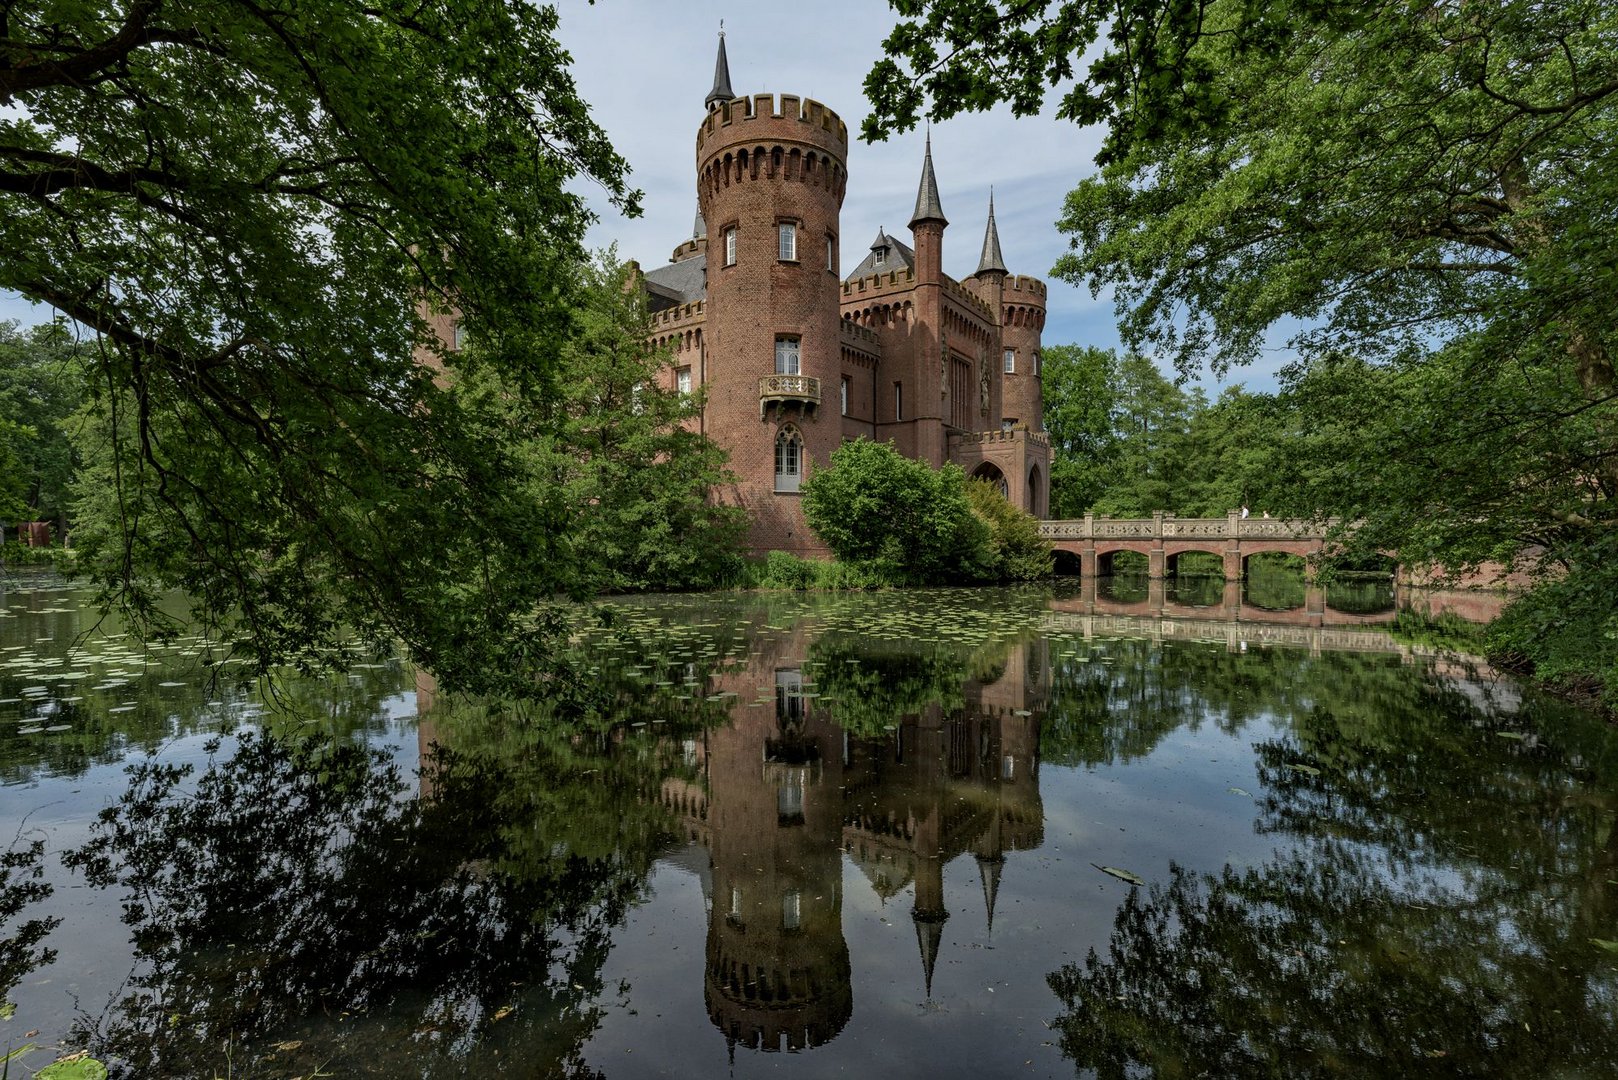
[873,247,886,267]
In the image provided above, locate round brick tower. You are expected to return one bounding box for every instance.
[697,93,848,554]
[999,275,1047,431]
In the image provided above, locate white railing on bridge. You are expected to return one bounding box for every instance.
[1037,514,1335,542]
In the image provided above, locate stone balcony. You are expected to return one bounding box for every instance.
[759,374,821,419]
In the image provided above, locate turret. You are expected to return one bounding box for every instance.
[695,43,849,553]
[908,132,947,287]
[999,273,1047,431]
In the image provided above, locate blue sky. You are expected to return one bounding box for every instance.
[1,0,1289,393]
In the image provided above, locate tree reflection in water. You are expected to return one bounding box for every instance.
[1046,673,1618,1078]
[63,721,687,1079]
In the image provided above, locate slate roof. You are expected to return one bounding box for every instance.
[975,191,1008,276]
[909,133,947,228]
[644,253,706,310]
[844,227,916,281]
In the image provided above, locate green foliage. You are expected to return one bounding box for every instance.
[876,1,1618,699]
[746,550,901,591]
[964,479,1052,580]
[801,438,992,584]
[4,0,637,696]
[1486,537,1618,712]
[1042,345,1307,518]
[0,322,87,528]
[492,250,747,595]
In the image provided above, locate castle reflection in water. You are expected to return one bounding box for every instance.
[653,626,1047,1055]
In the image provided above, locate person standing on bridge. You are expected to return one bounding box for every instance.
[1240,505,1250,519]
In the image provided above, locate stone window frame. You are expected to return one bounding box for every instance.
[826,232,837,273]
[840,375,849,416]
[774,335,801,375]
[894,381,903,421]
[1003,348,1016,374]
[774,425,804,493]
[676,366,692,395]
[723,224,738,267]
[777,219,798,263]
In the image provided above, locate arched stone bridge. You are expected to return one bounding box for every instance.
[1038,512,1341,579]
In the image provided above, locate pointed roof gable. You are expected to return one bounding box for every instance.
[692,205,706,239]
[845,227,916,280]
[914,914,946,997]
[705,29,734,109]
[909,132,947,229]
[975,190,1008,276]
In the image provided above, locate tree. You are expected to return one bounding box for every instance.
[0,321,88,530]
[1041,344,1119,517]
[464,251,746,594]
[870,0,1617,694]
[3,0,638,693]
[801,438,991,582]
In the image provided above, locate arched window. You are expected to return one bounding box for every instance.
[775,427,804,492]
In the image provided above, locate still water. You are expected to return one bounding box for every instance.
[2,573,1615,1078]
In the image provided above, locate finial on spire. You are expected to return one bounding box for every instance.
[705,25,734,109]
[975,187,1008,276]
[909,130,947,229]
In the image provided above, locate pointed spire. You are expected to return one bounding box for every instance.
[693,204,707,240]
[914,913,946,998]
[705,25,734,109]
[977,853,1005,940]
[909,130,947,229]
[975,188,1008,276]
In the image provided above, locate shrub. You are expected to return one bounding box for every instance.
[963,480,1053,581]
[801,439,991,584]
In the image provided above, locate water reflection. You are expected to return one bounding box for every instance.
[5,584,1613,1077]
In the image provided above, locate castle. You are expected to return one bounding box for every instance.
[640,33,1051,556]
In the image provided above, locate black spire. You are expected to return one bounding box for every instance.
[705,26,734,109]
[975,189,1008,275]
[909,130,947,229]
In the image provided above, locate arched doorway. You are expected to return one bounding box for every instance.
[1026,464,1043,516]
[971,462,1009,500]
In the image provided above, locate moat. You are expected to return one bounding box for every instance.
[2,575,1615,1078]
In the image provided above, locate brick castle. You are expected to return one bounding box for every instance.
[638,32,1051,556]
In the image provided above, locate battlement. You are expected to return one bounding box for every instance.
[1006,275,1047,302]
[698,93,848,158]
[840,267,916,299]
[651,299,705,329]
[942,276,995,321]
[839,318,879,346]
[670,237,705,262]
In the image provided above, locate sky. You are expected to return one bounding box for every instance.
[0,0,1286,392]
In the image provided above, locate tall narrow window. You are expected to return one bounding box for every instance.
[1034,350,1042,376]
[1003,348,1016,373]
[778,222,797,261]
[452,322,465,351]
[676,367,692,395]
[826,234,836,272]
[774,427,803,492]
[774,336,800,375]
[894,382,903,421]
[873,247,886,267]
[782,891,802,930]
[840,375,849,416]
[724,226,737,266]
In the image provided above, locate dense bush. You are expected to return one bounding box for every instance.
[964,479,1053,581]
[1486,540,1618,713]
[801,439,992,584]
[798,439,1053,586]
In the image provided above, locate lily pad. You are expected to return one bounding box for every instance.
[1591,938,1618,953]
[37,1056,110,1080]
